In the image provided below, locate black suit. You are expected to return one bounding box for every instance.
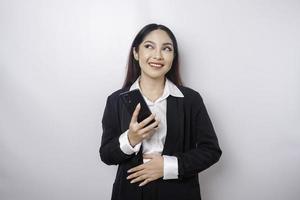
[100,85,222,200]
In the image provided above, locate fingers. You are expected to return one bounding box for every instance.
[130,104,158,128]
[138,113,156,129]
[127,171,146,182]
[141,129,155,140]
[139,178,152,187]
[128,107,159,146]
[130,174,148,184]
[128,164,145,173]
[140,120,159,136]
[127,169,151,186]
[127,165,147,184]
[128,103,160,146]
[127,158,163,187]
[130,103,141,124]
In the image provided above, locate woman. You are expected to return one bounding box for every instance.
[100,23,222,200]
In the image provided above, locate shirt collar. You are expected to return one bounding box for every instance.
[129,76,184,101]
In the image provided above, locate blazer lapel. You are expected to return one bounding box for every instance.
[162,95,184,155]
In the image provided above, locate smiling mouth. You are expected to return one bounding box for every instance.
[149,62,164,68]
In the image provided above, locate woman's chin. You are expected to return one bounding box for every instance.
[141,67,170,79]
[142,72,167,80]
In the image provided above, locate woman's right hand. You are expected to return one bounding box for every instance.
[127,103,159,147]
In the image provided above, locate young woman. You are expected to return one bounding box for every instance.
[100,23,222,200]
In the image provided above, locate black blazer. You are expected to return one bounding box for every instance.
[100,85,222,200]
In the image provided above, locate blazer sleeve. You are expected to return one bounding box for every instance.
[175,92,222,178]
[99,95,135,165]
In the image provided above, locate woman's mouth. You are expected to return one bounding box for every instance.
[149,62,164,68]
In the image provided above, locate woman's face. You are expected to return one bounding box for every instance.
[133,29,174,80]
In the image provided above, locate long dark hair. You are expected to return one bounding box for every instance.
[122,23,183,88]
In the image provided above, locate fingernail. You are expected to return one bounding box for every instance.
[130,180,135,183]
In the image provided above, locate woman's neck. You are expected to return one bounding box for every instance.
[139,75,165,102]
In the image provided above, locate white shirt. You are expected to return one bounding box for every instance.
[119,77,184,179]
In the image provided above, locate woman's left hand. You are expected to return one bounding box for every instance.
[127,154,163,187]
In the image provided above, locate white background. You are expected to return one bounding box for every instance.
[1,0,299,199]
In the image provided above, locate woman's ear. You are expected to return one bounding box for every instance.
[133,47,139,61]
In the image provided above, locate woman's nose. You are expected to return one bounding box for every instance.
[153,49,163,60]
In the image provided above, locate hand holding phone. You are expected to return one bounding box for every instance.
[119,89,159,146]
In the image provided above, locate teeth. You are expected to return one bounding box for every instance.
[149,63,163,67]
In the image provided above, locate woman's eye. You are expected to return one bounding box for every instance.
[144,44,153,49]
[163,47,173,51]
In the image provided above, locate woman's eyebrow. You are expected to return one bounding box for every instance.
[143,40,173,46]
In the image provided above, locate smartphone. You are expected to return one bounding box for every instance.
[119,89,156,126]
